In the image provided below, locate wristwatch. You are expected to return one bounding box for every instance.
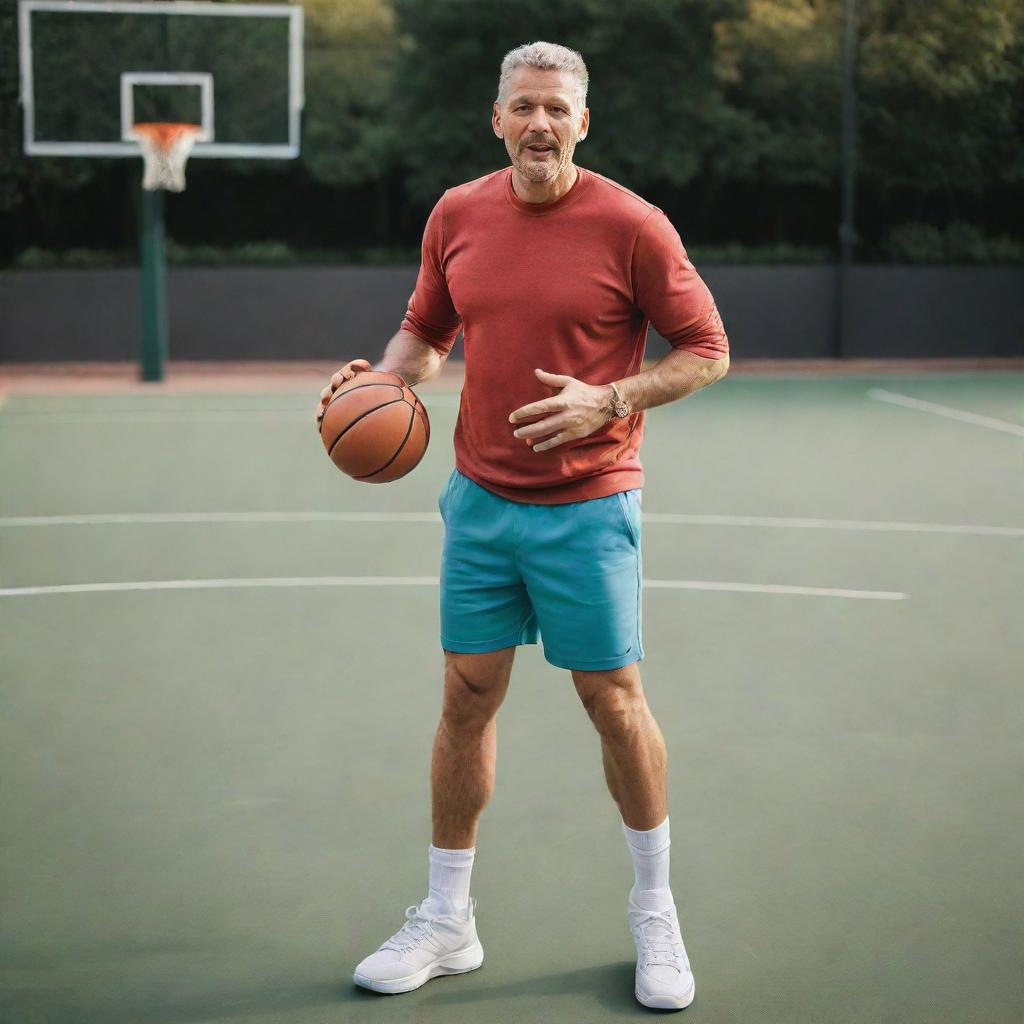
[608,381,630,419]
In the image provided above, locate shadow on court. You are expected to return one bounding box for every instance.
[4,962,642,1024]
[354,961,640,1014]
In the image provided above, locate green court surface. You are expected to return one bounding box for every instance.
[1,372,1022,1024]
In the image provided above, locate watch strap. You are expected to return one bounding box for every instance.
[609,381,630,419]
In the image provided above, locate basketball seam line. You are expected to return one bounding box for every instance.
[326,398,407,458]
[414,396,430,445]
[321,380,404,422]
[356,402,418,480]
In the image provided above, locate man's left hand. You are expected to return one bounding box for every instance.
[509,368,613,452]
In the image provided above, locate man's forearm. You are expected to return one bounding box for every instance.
[614,347,729,413]
[375,328,446,386]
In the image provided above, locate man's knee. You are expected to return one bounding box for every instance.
[441,648,514,731]
[572,664,648,737]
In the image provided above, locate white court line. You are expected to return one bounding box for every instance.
[642,513,1024,538]
[0,576,905,600]
[221,798,287,807]
[867,388,1024,437]
[0,576,439,597]
[645,579,906,600]
[0,511,443,526]
[0,510,1020,537]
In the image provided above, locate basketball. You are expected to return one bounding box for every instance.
[319,371,430,483]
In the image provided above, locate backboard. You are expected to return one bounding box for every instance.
[19,0,304,159]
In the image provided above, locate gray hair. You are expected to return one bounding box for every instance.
[496,41,589,113]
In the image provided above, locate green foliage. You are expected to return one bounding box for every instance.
[14,246,133,269]
[858,0,1024,194]
[3,0,1022,264]
[713,0,843,186]
[0,0,20,214]
[576,0,744,191]
[167,240,296,266]
[713,0,1024,199]
[300,0,401,186]
[882,222,1024,264]
[688,242,832,264]
[12,241,424,268]
[389,0,744,202]
[10,240,846,268]
[166,240,421,265]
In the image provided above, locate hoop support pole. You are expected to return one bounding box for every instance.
[139,188,168,382]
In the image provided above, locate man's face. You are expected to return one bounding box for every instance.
[492,67,589,184]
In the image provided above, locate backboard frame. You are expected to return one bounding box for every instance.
[18,0,304,159]
[120,72,215,143]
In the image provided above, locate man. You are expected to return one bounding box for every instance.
[317,41,728,1011]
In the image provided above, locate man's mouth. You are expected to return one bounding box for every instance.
[525,143,555,155]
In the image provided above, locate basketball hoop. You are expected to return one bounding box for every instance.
[130,122,203,192]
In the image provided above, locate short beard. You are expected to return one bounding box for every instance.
[506,133,578,184]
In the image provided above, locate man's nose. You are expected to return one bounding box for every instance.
[527,107,552,134]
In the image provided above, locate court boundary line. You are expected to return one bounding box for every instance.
[0,510,1019,537]
[0,576,907,600]
[867,388,1024,437]
[642,513,1024,537]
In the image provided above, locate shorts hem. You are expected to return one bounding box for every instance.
[441,633,536,654]
[543,649,645,672]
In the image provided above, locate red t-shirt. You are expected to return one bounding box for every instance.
[401,165,728,504]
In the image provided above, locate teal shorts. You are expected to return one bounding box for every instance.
[439,469,644,671]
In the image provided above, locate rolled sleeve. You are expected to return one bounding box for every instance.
[632,210,729,361]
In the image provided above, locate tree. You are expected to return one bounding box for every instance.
[389,0,742,206]
[857,0,1023,212]
[704,0,1024,249]
[713,0,843,187]
[300,0,401,187]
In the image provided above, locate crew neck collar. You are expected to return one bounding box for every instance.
[504,165,590,216]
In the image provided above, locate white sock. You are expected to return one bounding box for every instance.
[427,844,474,913]
[623,817,673,911]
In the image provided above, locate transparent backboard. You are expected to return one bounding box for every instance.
[19,0,304,159]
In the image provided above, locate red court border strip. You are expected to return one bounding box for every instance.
[1,358,1022,397]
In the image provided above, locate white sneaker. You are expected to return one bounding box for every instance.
[353,896,484,994]
[629,897,696,1010]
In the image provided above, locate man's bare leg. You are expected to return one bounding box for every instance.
[573,661,694,1009]
[572,661,667,829]
[432,647,516,849]
[352,650,511,993]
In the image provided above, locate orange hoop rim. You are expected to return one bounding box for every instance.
[130,121,204,149]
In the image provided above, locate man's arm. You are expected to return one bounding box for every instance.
[315,329,446,422]
[508,349,728,453]
[614,346,729,413]
[317,192,460,421]
[375,328,447,386]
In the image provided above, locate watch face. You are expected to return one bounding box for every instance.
[614,400,630,418]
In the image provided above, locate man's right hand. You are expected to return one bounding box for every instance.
[316,359,373,424]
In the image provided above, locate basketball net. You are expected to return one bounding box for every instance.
[130,122,203,192]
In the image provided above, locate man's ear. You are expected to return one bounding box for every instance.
[492,102,503,139]
[578,106,590,141]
